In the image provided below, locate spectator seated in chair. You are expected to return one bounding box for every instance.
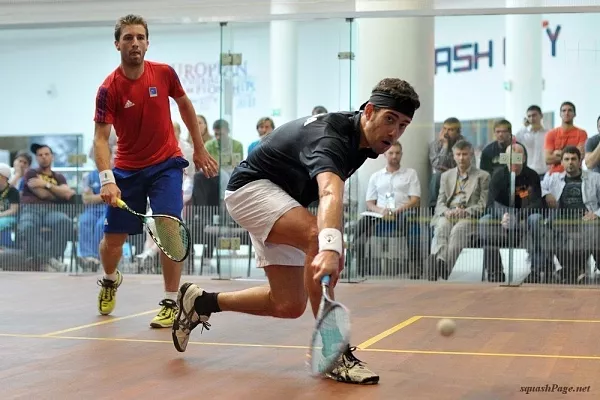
[0,163,20,243]
[537,146,600,284]
[428,117,474,211]
[479,119,525,177]
[204,119,244,173]
[17,143,75,270]
[430,140,489,281]
[9,150,32,191]
[478,143,545,283]
[353,141,422,278]
[248,117,275,155]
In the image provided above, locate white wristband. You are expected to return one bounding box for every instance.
[318,228,343,256]
[100,169,116,186]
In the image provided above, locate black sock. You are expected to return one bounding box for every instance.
[194,292,221,315]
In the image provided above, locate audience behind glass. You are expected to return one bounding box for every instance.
[1,101,600,284]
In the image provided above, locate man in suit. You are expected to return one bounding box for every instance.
[430,140,490,280]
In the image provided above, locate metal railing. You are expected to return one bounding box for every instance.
[2,204,598,288]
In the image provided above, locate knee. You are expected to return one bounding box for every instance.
[101,233,128,248]
[18,220,35,233]
[47,212,71,226]
[273,300,307,319]
[527,213,542,227]
[479,214,492,224]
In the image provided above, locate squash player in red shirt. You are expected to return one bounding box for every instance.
[93,14,218,328]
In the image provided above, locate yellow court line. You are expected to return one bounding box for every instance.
[357,316,423,350]
[41,309,160,336]
[3,333,599,361]
[420,315,600,323]
[365,348,600,361]
[0,332,310,350]
[0,333,47,338]
[58,335,311,349]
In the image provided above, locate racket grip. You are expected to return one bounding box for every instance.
[116,199,126,208]
[321,275,330,285]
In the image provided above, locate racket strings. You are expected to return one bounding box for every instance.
[146,216,189,261]
[311,306,351,374]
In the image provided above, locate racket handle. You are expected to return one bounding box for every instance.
[116,198,126,208]
[321,275,330,286]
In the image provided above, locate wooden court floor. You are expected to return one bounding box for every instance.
[1,273,599,399]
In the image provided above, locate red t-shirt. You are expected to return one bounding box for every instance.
[544,126,587,174]
[94,60,185,170]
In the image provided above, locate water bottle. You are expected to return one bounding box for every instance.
[385,192,395,210]
[384,192,395,219]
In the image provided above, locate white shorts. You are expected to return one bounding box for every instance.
[224,179,306,268]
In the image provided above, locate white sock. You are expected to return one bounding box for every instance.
[165,292,178,301]
[104,272,118,281]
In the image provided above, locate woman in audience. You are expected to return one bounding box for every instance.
[10,151,32,190]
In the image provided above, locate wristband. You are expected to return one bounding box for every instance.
[100,170,116,186]
[318,228,343,256]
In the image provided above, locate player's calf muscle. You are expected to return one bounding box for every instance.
[100,233,127,273]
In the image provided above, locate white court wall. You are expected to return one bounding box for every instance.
[0,13,599,162]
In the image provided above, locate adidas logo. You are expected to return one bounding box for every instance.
[124,100,135,108]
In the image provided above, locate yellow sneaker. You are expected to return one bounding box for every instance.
[150,299,178,328]
[97,271,123,316]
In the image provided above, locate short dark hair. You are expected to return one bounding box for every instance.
[493,119,512,133]
[312,106,328,115]
[371,78,420,111]
[213,119,229,131]
[15,151,32,166]
[560,101,576,114]
[115,14,149,41]
[389,141,402,151]
[562,145,581,160]
[30,143,53,155]
[452,139,472,152]
[256,117,274,130]
[527,105,542,115]
[443,117,461,133]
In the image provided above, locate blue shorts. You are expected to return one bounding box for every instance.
[104,156,189,235]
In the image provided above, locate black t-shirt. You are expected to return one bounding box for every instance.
[487,165,543,210]
[559,174,586,218]
[227,112,378,207]
[0,185,20,212]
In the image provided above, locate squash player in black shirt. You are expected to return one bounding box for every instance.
[172,78,421,384]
